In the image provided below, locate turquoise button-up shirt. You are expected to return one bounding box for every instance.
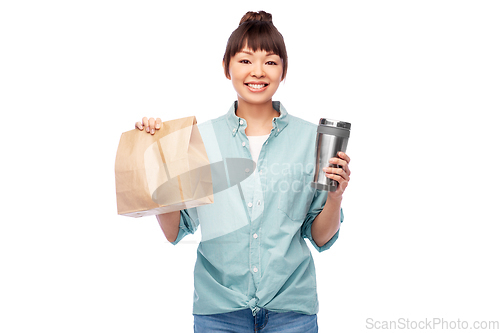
[172,101,343,316]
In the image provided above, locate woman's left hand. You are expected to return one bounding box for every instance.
[323,152,351,199]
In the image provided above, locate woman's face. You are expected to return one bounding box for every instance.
[227,47,283,107]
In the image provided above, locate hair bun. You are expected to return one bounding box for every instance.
[239,11,272,25]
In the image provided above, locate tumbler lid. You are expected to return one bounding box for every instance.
[319,118,351,130]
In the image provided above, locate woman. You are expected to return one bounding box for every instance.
[136,11,351,333]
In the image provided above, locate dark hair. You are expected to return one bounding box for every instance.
[223,11,288,79]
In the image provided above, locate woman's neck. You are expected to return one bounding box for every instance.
[235,99,280,136]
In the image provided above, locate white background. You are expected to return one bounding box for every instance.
[1,1,499,332]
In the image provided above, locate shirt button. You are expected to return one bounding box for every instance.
[239,119,244,125]
[247,202,253,208]
[242,142,246,147]
[253,233,258,239]
[253,267,258,273]
[245,168,250,173]
[232,128,236,133]
[277,128,280,132]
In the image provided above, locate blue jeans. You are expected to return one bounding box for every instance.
[193,308,318,332]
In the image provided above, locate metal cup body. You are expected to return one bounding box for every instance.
[311,119,350,192]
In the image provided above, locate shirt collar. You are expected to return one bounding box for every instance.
[226,101,289,137]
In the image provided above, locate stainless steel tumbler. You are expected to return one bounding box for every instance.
[311,118,351,192]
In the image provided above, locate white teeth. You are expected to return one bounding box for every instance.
[247,84,265,89]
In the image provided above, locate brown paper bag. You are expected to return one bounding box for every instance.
[115,116,213,217]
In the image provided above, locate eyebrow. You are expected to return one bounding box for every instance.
[238,50,277,56]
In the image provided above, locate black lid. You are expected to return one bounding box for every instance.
[319,118,351,130]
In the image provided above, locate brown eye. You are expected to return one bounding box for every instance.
[240,60,250,64]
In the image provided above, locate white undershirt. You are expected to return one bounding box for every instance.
[247,134,269,163]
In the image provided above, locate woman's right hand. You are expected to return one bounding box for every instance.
[135,117,162,135]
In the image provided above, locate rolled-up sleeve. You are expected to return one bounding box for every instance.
[170,207,199,245]
[301,189,344,252]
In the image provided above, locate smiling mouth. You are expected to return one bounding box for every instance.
[245,83,268,89]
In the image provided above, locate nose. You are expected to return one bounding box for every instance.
[251,64,266,78]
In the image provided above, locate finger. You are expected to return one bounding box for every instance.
[135,121,144,130]
[325,172,350,192]
[339,161,351,176]
[339,152,351,176]
[344,164,351,177]
[329,153,350,167]
[338,151,351,164]
[325,172,347,183]
[148,117,156,134]
[142,117,149,132]
[323,167,350,182]
[155,118,162,130]
[338,178,349,192]
[328,157,348,169]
